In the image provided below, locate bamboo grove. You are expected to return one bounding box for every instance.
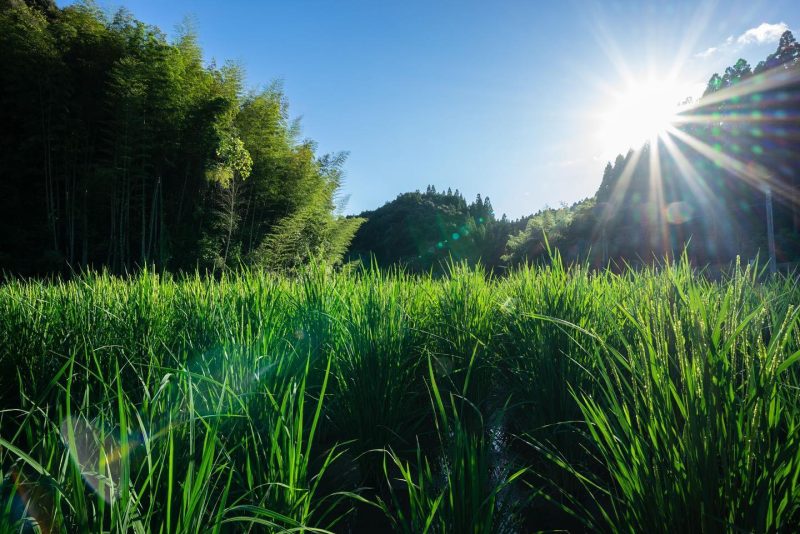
[0,0,361,277]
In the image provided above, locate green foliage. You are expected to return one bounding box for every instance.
[503,201,590,265]
[0,1,357,276]
[755,31,799,74]
[1,261,799,531]
[253,154,365,271]
[207,135,253,188]
[572,262,800,531]
[348,187,523,272]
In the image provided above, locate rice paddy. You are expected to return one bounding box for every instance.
[1,256,799,532]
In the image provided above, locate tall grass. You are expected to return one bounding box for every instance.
[565,261,800,531]
[0,259,798,532]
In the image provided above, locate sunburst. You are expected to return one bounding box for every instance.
[591,34,800,267]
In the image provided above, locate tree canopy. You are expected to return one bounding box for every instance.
[347,187,526,272]
[0,0,360,277]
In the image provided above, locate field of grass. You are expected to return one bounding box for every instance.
[1,257,799,532]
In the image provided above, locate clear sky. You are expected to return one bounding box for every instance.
[61,0,800,219]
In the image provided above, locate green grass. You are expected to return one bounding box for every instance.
[0,258,799,532]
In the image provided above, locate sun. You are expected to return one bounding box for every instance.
[599,79,683,156]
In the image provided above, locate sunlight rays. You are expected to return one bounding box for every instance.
[585,4,714,162]
[659,131,739,258]
[667,125,796,202]
[599,80,683,155]
[593,58,800,262]
[584,2,800,266]
[663,0,719,84]
[678,67,800,115]
[647,135,669,254]
[595,148,642,229]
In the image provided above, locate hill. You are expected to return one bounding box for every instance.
[347,187,527,271]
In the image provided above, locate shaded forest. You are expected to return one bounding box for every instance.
[0,0,361,277]
[1,0,799,277]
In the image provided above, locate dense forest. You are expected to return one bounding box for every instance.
[347,187,600,272]
[1,0,799,277]
[0,0,361,277]
[347,187,529,271]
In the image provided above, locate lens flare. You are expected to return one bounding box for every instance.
[599,80,685,158]
[665,201,695,224]
[589,23,800,264]
[60,417,141,503]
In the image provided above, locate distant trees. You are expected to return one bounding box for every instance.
[755,30,800,74]
[723,58,752,87]
[0,0,359,276]
[347,187,523,272]
[502,200,593,265]
[704,58,752,96]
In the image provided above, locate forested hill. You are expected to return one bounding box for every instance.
[346,187,586,272]
[350,32,800,272]
[347,187,535,271]
[0,0,361,277]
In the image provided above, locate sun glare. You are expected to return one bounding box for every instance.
[600,80,683,156]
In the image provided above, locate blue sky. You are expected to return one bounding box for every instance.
[62,0,800,218]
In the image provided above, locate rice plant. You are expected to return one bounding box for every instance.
[1,260,798,532]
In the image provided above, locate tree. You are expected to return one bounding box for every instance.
[0,1,362,277]
[756,30,799,73]
[483,196,494,218]
[204,134,253,269]
[254,153,364,270]
[704,73,723,96]
[722,58,751,87]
